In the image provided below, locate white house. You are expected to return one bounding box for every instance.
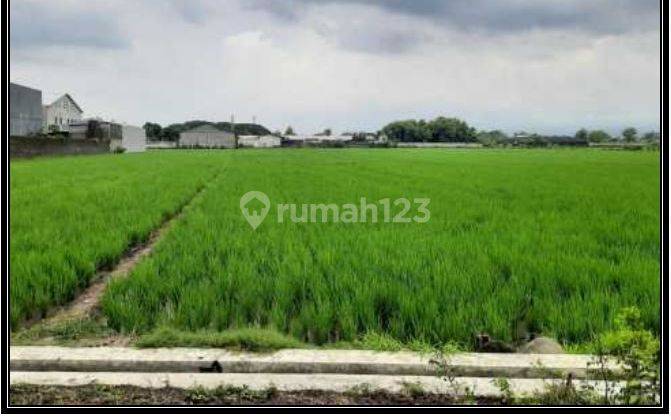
[43,94,83,132]
[238,134,281,148]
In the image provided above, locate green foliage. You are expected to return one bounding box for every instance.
[135,326,306,351]
[161,127,180,142]
[622,127,638,143]
[185,385,279,404]
[9,151,230,329]
[284,126,295,136]
[593,306,660,405]
[12,318,115,345]
[381,117,477,143]
[587,130,611,143]
[143,122,162,140]
[641,131,660,143]
[477,130,508,146]
[100,149,659,347]
[575,128,589,141]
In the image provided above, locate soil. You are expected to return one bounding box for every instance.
[9,384,502,406]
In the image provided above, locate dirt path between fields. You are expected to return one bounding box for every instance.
[43,222,172,326]
[23,171,220,336]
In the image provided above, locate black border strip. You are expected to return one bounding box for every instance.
[1,0,668,414]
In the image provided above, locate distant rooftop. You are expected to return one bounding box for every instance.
[183,124,230,133]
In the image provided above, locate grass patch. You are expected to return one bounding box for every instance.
[11,149,659,348]
[135,327,307,351]
[11,317,119,346]
[10,151,232,330]
[102,149,659,348]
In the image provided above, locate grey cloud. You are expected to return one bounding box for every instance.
[338,28,428,54]
[10,1,129,49]
[251,0,660,35]
[170,0,211,24]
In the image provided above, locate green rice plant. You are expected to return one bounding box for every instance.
[101,149,660,348]
[9,151,232,329]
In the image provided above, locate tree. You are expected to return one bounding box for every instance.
[641,131,660,143]
[622,127,638,143]
[428,117,477,143]
[161,126,180,142]
[380,120,429,142]
[477,130,508,146]
[284,126,295,136]
[143,122,162,140]
[587,130,611,143]
[381,116,477,143]
[575,128,588,142]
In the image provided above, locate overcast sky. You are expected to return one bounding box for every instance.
[10,0,660,135]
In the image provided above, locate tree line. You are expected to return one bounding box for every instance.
[574,127,660,144]
[380,117,478,143]
[145,117,659,146]
[379,117,659,146]
[143,120,271,141]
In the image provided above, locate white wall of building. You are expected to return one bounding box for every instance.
[121,125,147,152]
[43,95,82,132]
[238,135,281,148]
[180,126,236,148]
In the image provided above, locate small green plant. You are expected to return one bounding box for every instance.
[491,378,513,404]
[400,381,426,398]
[429,350,476,403]
[590,307,660,405]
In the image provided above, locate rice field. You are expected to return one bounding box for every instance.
[9,151,232,329]
[93,149,660,347]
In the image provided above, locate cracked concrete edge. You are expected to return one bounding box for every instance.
[10,371,622,397]
[10,346,619,379]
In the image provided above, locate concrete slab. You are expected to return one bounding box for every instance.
[11,371,620,397]
[10,346,617,379]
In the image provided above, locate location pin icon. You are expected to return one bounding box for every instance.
[240,191,270,230]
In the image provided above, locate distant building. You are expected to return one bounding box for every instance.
[238,134,281,148]
[68,119,122,141]
[179,124,236,148]
[119,125,147,152]
[43,93,83,133]
[10,82,43,136]
[285,134,354,144]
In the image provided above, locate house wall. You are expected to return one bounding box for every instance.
[121,125,147,152]
[10,83,43,136]
[179,131,236,148]
[238,135,281,148]
[43,96,83,132]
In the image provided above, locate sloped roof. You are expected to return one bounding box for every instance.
[44,93,83,113]
[183,124,226,133]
